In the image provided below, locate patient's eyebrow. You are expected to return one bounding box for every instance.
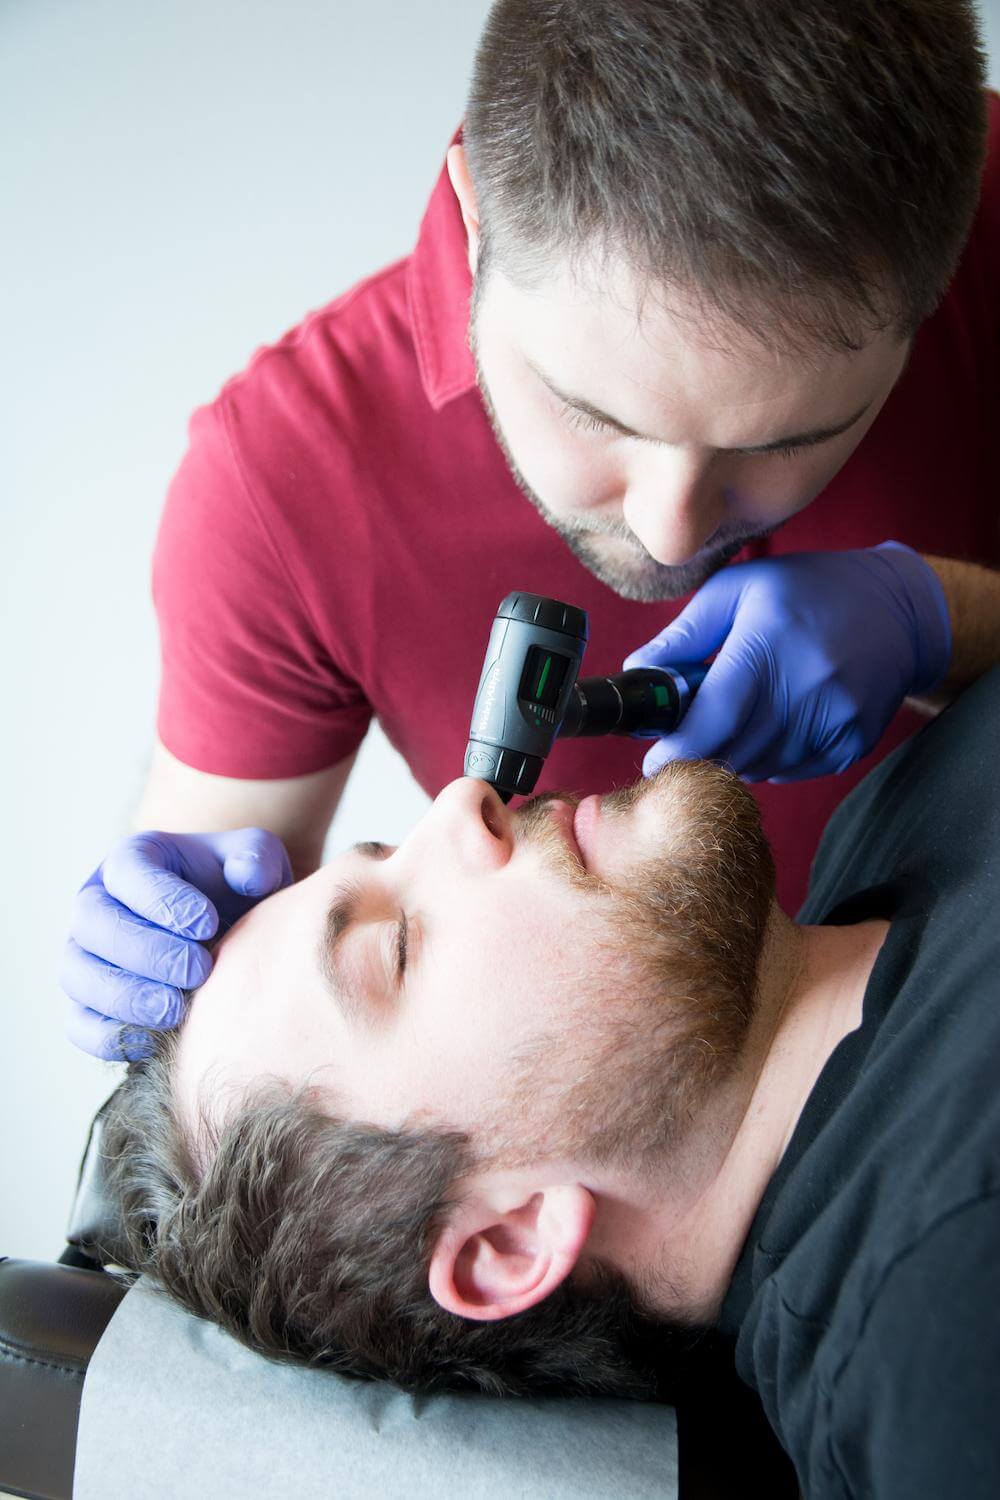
[316,841,392,1023]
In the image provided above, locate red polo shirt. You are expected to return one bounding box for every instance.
[152,100,1000,914]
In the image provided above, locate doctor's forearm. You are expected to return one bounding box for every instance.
[909,554,1000,712]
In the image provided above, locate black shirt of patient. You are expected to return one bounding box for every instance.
[716,666,1000,1499]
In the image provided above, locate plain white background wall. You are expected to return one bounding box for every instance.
[2,0,998,1262]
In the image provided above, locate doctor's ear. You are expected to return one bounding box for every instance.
[446,143,481,276]
[427,1180,596,1322]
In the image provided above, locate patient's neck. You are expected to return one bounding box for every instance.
[595,904,890,1324]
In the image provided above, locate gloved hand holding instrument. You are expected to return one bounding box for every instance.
[60,540,950,1060]
[461,543,950,799]
[619,541,952,783]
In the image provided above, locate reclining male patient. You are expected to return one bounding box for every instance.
[103,668,1000,1498]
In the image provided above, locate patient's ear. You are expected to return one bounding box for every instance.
[427,1181,596,1322]
[446,143,480,276]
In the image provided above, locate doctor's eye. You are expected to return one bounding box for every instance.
[562,404,614,437]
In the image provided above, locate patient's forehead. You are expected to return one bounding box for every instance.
[173,865,339,1142]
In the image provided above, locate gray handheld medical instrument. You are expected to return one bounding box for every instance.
[463,591,709,802]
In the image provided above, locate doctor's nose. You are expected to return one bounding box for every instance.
[420,777,515,869]
[621,453,726,564]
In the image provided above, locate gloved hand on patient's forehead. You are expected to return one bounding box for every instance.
[622,541,952,783]
[60,828,294,1061]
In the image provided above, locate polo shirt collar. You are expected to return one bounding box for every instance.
[407,123,479,411]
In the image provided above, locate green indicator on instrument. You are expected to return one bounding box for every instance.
[520,644,570,711]
[653,683,670,707]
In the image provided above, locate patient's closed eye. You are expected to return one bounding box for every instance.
[378,915,408,987]
[349,842,409,985]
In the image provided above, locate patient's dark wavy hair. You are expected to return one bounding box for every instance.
[96,1031,703,1401]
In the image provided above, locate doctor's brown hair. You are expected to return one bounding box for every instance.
[463,0,989,352]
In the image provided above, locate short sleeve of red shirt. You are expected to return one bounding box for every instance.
[152,396,372,777]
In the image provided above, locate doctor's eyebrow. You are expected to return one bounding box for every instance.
[317,840,393,1021]
[524,356,874,453]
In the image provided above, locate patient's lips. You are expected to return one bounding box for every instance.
[546,800,587,868]
[573,795,601,870]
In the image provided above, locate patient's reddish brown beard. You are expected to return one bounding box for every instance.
[482,759,776,1179]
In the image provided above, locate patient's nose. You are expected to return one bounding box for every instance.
[425,777,514,868]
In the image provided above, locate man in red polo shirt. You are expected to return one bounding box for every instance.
[64,0,999,1061]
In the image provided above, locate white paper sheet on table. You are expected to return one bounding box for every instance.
[74,1273,678,1499]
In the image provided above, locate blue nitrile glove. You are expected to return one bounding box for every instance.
[621,542,952,784]
[60,828,294,1062]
